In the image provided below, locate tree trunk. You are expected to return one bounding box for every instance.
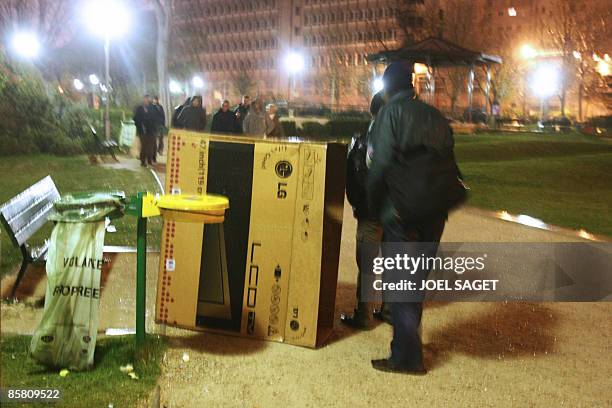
[560,91,566,117]
[154,1,172,125]
[578,80,583,122]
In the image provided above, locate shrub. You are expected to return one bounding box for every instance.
[281,121,297,136]
[300,121,327,138]
[588,115,612,129]
[326,118,369,139]
[0,56,93,156]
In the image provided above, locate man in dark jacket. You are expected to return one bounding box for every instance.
[177,95,207,131]
[340,92,385,329]
[233,95,250,133]
[171,97,191,129]
[133,94,157,166]
[211,100,239,134]
[367,61,456,375]
[151,96,166,155]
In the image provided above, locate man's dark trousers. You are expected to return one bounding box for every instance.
[140,133,157,165]
[382,215,445,368]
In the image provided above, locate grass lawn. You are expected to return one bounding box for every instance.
[0,155,162,279]
[0,334,166,407]
[455,131,612,236]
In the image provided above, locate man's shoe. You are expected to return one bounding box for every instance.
[371,359,427,375]
[373,309,392,324]
[339,313,371,330]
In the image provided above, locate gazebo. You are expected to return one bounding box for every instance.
[367,37,502,122]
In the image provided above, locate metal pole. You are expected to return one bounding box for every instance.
[136,192,147,344]
[104,36,111,141]
[467,65,474,123]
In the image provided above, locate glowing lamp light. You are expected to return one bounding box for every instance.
[531,64,559,98]
[596,60,610,76]
[192,76,204,88]
[89,74,100,85]
[372,77,384,93]
[169,80,183,94]
[11,31,41,58]
[520,44,537,59]
[73,78,84,91]
[84,0,130,39]
[572,51,581,60]
[414,63,428,74]
[284,51,305,74]
[508,7,517,16]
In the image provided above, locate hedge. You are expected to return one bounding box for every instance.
[0,56,95,156]
[282,119,370,140]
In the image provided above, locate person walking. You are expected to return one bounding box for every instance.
[340,92,385,330]
[151,96,166,156]
[211,100,239,134]
[265,103,284,137]
[133,94,157,167]
[367,61,466,375]
[233,95,251,133]
[242,99,266,136]
[177,95,207,131]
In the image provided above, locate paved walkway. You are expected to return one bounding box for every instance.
[1,149,609,407]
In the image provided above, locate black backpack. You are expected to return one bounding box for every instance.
[346,132,369,216]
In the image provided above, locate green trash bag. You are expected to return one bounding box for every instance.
[30,192,125,371]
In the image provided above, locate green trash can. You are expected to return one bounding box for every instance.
[30,192,125,371]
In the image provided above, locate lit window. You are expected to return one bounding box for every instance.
[508,7,517,16]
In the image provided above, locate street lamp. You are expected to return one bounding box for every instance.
[372,77,384,93]
[520,44,537,59]
[192,76,204,89]
[11,31,40,59]
[89,74,100,86]
[73,78,84,91]
[83,0,130,141]
[284,51,305,104]
[531,63,559,121]
[169,80,183,95]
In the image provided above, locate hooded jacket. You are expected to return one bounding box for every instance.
[178,97,207,131]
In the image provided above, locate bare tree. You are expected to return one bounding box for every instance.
[232,69,255,97]
[540,0,609,117]
[0,0,74,51]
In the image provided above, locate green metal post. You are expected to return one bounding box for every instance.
[136,192,147,344]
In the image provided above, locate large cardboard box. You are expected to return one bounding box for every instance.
[156,130,346,347]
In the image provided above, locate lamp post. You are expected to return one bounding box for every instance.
[11,31,41,59]
[84,0,130,141]
[284,51,305,106]
[531,63,559,122]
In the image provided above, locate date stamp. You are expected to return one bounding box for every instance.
[1,388,62,403]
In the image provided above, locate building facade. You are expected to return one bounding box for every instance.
[171,0,609,117]
[171,0,423,110]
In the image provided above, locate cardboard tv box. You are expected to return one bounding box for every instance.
[155,130,346,347]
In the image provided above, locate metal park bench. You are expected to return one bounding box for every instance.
[90,124,120,161]
[0,176,60,297]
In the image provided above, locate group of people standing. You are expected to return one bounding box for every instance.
[135,93,285,166]
[133,95,166,167]
[171,94,284,137]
